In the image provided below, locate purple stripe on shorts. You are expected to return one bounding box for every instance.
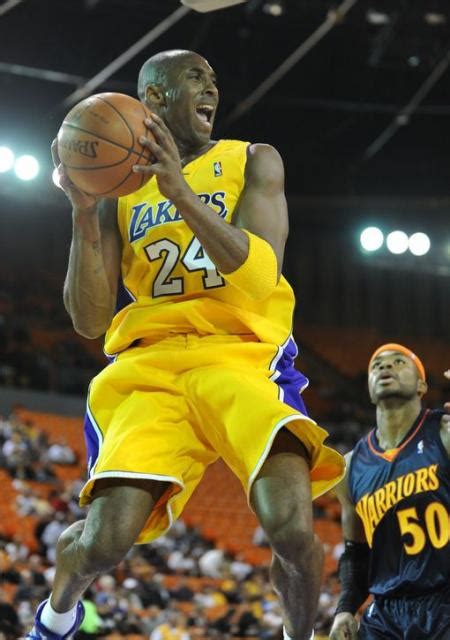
[84,411,101,477]
[273,337,309,415]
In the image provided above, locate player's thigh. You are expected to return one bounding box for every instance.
[189,360,343,501]
[414,593,450,640]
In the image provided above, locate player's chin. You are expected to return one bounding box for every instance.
[192,119,214,142]
[376,388,408,401]
[193,127,212,146]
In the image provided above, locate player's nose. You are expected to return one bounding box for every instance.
[204,79,218,98]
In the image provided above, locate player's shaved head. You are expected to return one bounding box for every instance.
[137,49,205,100]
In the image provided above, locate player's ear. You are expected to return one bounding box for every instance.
[417,379,428,396]
[145,84,165,108]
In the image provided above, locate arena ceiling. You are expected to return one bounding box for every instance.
[1,0,450,201]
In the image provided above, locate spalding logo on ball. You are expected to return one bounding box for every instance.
[57,93,154,198]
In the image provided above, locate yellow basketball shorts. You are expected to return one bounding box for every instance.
[81,334,344,544]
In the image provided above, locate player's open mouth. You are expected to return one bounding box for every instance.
[195,104,214,128]
[378,375,395,384]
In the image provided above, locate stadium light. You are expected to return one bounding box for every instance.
[14,154,40,181]
[360,226,384,252]
[263,1,284,16]
[0,146,14,173]
[386,230,409,254]
[409,232,430,256]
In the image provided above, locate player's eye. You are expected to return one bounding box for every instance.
[394,358,405,365]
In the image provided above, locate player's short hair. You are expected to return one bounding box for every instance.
[137,49,197,101]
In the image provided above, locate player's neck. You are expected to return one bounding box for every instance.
[375,399,422,450]
[178,140,217,167]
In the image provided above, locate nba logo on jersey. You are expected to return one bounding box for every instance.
[213,161,222,177]
[417,440,424,454]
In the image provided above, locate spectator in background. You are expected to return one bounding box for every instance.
[141,604,168,635]
[198,546,226,578]
[46,440,76,465]
[40,512,70,564]
[150,611,191,640]
[229,552,252,582]
[77,589,103,638]
[169,576,195,602]
[252,524,269,547]
[0,586,22,639]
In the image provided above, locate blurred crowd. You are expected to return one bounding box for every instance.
[0,413,342,639]
[0,273,100,395]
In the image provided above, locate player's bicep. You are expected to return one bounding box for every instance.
[233,144,288,277]
[98,198,122,299]
[340,497,367,543]
[336,452,367,543]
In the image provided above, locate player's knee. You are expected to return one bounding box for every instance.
[271,524,315,565]
[259,505,314,564]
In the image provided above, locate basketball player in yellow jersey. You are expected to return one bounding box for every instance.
[28,50,344,640]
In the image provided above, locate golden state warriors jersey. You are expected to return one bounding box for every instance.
[349,409,450,597]
[104,139,296,356]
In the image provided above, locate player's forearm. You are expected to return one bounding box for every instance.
[173,189,278,300]
[64,208,116,339]
[173,188,249,272]
[335,540,370,615]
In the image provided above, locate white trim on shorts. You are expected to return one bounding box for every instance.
[80,470,185,541]
[246,412,317,504]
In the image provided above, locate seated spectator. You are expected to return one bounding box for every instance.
[169,576,195,602]
[0,586,22,639]
[230,552,253,581]
[150,611,191,640]
[46,439,77,465]
[252,524,269,547]
[33,461,58,484]
[194,585,227,609]
[198,546,226,578]
[78,589,103,638]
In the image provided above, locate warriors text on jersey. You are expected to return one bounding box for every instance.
[104,139,296,356]
[349,409,450,597]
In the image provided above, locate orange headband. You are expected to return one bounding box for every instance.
[368,343,426,382]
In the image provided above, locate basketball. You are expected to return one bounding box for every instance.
[57,92,154,198]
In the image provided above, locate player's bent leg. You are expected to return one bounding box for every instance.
[28,478,167,638]
[250,428,322,640]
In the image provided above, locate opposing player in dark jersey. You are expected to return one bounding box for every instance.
[329,343,450,640]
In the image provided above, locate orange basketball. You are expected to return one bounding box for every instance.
[57,92,154,198]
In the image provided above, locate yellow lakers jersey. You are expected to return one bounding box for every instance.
[104,139,296,356]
